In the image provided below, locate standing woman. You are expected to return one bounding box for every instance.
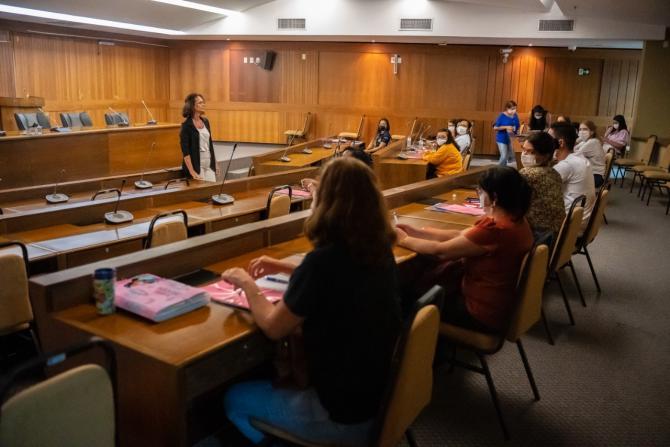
[492,100,520,166]
[603,115,630,157]
[366,117,391,154]
[575,120,606,187]
[180,93,220,181]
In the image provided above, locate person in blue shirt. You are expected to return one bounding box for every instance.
[366,118,391,154]
[493,100,520,166]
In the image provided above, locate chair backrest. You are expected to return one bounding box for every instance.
[80,111,93,127]
[462,150,472,171]
[635,135,657,164]
[655,144,670,170]
[0,242,32,335]
[300,112,311,135]
[355,114,365,139]
[104,113,114,126]
[61,112,83,127]
[36,111,51,128]
[105,112,129,126]
[375,286,442,447]
[145,210,188,249]
[550,199,585,272]
[582,183,610,246]
[506,244,549,341]
[14,113,37,130]
[0,337,116,447]
[266,185,292,219]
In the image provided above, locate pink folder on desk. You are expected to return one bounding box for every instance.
[429,203,486,216]
[203,279,284,311]
[277,188,311,198]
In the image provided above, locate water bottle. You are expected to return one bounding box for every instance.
[93,268,116,315]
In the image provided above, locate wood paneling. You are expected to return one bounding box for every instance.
[0,32,15,99]
[541,57,604,116]
[7,31,169,130]
[229,49,280,103]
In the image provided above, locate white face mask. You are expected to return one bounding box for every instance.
[578,130,590,140]
[521,153,538,167]
[613,123,620,130]
[478,192,487,209]
[534,114,543,120]
[456,126,468,135]
[436,138,448,146]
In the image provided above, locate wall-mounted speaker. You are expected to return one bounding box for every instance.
[258,50,276,71]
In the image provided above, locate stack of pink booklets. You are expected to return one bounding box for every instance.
[276,188,311,198]
[202,273,289,311]
[429,202,485,216]
[115,274,211,322]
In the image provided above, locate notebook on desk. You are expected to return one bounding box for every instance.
[204,274,288,311]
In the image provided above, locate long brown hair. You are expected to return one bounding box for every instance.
[305,157,396,265]
[182,92,203,118]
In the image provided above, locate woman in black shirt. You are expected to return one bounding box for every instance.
[365,117,391,154]
[222,157,401,446]
[179,93,219,181]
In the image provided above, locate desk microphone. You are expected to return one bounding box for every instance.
[108,107,129,127]
[45,169,70,204]
[279,141,292,162]
[418,125,431,142]
[134,142,155,189]
[104,180,134,224]
[141,99,157,125]
[212,143,237,205]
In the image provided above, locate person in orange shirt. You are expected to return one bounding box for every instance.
[423,128,463,178]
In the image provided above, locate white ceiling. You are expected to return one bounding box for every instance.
[0,0,666,48]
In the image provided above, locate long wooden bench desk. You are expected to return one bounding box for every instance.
[2,168,318,272]
[372,139,430,189]
[0,123,182,189]
[29,167,485,447]
[251,138,336,175]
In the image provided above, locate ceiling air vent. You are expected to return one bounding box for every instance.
[539,19,574,31]
[400,18,433,31]
[277,18,306,30]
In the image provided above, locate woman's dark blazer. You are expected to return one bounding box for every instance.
[180,116,217,178]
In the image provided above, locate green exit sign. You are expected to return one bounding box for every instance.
[578,68,591,76]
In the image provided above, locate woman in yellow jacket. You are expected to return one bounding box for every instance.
[423,128,463,178]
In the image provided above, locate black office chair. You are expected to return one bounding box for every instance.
[60,112,93,127]
[104,112,130,126]
[14,113,35,131]
[80,112,93,127]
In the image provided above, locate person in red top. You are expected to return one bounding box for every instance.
[396,166,533,332]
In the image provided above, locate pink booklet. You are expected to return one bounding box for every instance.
[115,274,210,322]
[429,203,485,216]
[276,188,311,198]
[203,278,285,311]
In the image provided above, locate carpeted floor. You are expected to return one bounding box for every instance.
[406,179,670,446]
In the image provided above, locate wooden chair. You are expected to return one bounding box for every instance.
[338,115,365,141]
[0,337,117,447]
[0,241,40,357]
[574,183,611,293]
[144,210,188,249]
[284,112,312,145]
[546,196,586,327]
[250,286,443,447]
[639,145,670,205]
[441,244,549,440]
[266,185,292,219]
[613,135,656,187]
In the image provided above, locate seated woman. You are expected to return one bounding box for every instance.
[423,128,463,178]
[365,117,391,154]
[519,132,566,243]
[223,157,401,446]
[528,105,550,131]
[396,166,533,333]
[602,114,630,156]
[575,120,606,187]
[454,119,473,154]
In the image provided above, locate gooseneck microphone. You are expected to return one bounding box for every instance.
[141,99,157,125]
[279,140,292,162]
[45,169,70,204]
[134,142,156,189]
[212,143,237,205]
[104,180,134,224]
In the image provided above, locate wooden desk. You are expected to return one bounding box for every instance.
[0,123,181,189]
[393,188,480,227]
[372,139,430,189]
[30,168,486,447]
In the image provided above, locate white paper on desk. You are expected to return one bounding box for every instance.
[255,274,290,292]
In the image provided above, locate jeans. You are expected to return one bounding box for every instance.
[497,142,514,166]
[224,380,373,446]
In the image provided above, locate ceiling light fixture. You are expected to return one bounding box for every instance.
[0,4,185,35]
[151,0,239,16]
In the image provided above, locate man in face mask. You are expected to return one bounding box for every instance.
[422,129,463,178]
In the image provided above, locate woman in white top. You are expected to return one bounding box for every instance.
[454,119,472,154]
[575,120,606,188]
[179,93,220,182]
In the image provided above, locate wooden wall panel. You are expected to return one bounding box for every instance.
[598,58,639,119]
[0,31,16,98]
[229,49,281,103]
[541,57,604,116]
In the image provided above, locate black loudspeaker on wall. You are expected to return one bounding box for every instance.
[259,50,276,70]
